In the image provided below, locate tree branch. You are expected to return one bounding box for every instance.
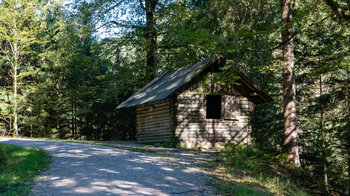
[94,0,127,20]
[323,0,350,22]
[0,44,14,68]
[98,21,143,30]
[139,0,145,10]
[110,21,142,29]
[249,15,330,53]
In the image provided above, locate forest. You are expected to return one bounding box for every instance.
[0,0,349,195]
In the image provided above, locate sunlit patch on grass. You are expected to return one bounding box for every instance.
[208,145,310,196]
[0,143,50,195]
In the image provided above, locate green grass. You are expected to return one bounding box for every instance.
[209,145,310,196]
[0,143,50,196]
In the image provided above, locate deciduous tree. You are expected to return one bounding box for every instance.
[0,0,53,137]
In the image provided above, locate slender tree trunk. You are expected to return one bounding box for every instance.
[8,117,12,136]
[74,100,77,139]
[13,59,18,138]
[144,0,158,82]
[347,69,350,194]
[320,74,328,188]
[348,129,350,195]
[56,82,60,130]
[281,0,300,167]
[71,98,75,138]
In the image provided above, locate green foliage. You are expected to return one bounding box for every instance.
[0,143,50,195]
[0,0,60,137]
[0,0,349,194]
[211,145,310,196]
[11,1,138,140]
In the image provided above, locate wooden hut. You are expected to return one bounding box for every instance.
[116,56,272,148]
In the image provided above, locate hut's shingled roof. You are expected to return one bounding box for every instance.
[116,56,272,109]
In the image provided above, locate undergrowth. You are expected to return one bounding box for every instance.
[209,145,311,196]
[0,143,50,196]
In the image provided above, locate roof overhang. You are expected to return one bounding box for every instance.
[116,55,273,109]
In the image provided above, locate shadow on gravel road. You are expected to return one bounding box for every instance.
[0,138,214,196]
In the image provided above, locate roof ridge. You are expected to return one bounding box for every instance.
[115,55,274,109]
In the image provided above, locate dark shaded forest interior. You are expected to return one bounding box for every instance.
[0,0,349,194]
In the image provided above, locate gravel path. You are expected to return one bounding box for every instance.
[0,138,215,196]
[107,142,217,171]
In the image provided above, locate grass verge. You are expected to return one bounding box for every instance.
[0,143,50,196]
[208,145,310,196]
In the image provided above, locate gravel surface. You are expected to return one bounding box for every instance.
[107,141,217,170]
[0,138,215,196]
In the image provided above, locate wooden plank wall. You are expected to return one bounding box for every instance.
[135,64,256,146]
[136,100,172,143]
[175,91,254,148]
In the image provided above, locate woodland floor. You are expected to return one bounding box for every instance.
[0,138,217,196]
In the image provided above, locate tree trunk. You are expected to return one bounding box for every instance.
[8,116,12,136]
[348,125,350,195]
[144,0,158,82]
[347,69,350,194]
[71,97,75,138]
[320,74,328,188]
[281,0,300,167]
[74,100,77,139]
[56,82,60,130]
[13,58,18,138]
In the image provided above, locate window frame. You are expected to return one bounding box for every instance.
[205,94,222,119]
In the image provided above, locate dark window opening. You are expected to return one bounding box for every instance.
[206,95,221,119]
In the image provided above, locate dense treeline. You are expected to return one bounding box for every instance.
[0,0,349,194]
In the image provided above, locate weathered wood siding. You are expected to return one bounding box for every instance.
[174,70,254,148]
[136,100,172,143]
[175,92,253,147]
[136,64,256,146]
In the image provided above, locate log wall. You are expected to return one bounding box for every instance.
[136,100,172,143]
[135,65,256,146]
[174,87,254,148]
